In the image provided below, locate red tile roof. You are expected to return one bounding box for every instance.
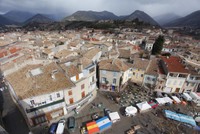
[161,56,189,73]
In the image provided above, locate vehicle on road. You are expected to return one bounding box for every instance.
[67,116,76,132]
[49,123,58,134]
[56,119,65,134]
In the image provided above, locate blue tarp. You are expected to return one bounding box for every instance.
[96,116,112,131]
[164,110,197,127]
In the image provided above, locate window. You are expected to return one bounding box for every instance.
[57,93,60,98]
[68,90,72,96]
[69,98,74,104]
[179,81,183,86]
[92,76,95,82]
[102,70,106,75]
[113,78,117,84]
[173,81,177,85]
[49,95,52,101]
[30,100,35,105]
[167,80,171,85]
[102,77,107,83]
[32,115,47,125]
[89,67,95,73]
[81,91,85,98]
[113,72,117,77]
[81,84,85,90]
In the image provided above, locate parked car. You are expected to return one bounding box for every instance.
[67,116,76,132]
[104,108,111,116]
[49,123,58,134]
[56,119,66,134]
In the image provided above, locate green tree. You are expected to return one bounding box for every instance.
[151,35,165,55]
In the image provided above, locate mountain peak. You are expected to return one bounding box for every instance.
[64,10,118,21]
[164,10,200,28]
[4,10,34,23]
[23,14,54,25]
[123,10,159,26]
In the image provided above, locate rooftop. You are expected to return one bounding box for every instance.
[161,56,189,73]
[132,58,150,70]
[6,63,74,99]
[99,58,130,72]
[146,59,158,76]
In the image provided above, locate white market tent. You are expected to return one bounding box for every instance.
[172,96,181,103]
[125,106,137,116]
[163,97,173,104]
[109,112,120,123]
[155,98,166,105]
[136,101,151,112]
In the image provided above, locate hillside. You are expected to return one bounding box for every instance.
[164,10,200,28]
[122,10,159,26]
[64,11,118,21]
[23,14,54,25]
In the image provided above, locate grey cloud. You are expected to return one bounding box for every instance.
[0,0,199,17]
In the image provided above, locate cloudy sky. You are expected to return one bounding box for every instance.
[0,0,200,17]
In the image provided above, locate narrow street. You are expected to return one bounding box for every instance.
[0,70,29,134]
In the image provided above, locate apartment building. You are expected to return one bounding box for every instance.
[98,58,131,92]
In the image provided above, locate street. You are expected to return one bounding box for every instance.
[0,70,29,134]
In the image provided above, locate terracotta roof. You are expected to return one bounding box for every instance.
[6,63,74,99]
[161,56,189,73]
[146,59,158,76]
[119,49,130,59]
[132,58,150,70]
[99,58,130,72]
[60,64,81,77]
[83,48,101,60]
[54,49,73,59]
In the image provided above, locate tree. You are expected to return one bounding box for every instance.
[151,35,165,55]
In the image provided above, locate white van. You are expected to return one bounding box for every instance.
[56,119,66,134]
[182,92,192,101]
[189,92,200,103]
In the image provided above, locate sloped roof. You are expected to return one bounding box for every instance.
[146,59,158,76]
[161,56,189,73]
[99,58,130,72]
[132,58,150,70]
[6,63,74,99]
[83,48,101,60]
[119,49,130,59]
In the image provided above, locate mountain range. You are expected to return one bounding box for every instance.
[154,13,181,26]
[64,11,119,21]
[164,10,200,28]
[23,14,54,25]
[1,10,200,28]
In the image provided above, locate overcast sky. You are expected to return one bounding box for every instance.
[0,0,200,17]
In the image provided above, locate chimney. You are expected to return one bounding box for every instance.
[78,59,83,71]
